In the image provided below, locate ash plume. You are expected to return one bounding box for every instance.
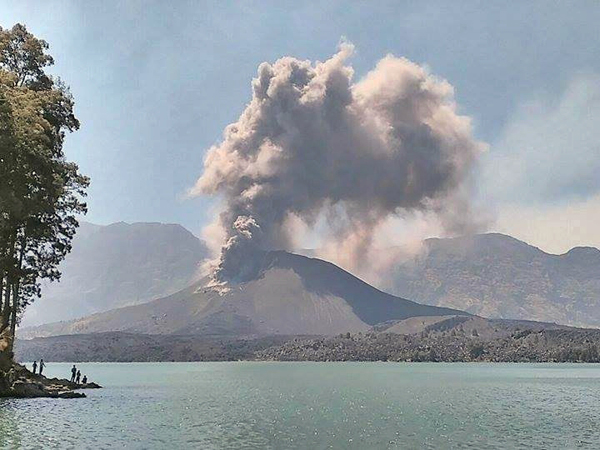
[192,43,486,284]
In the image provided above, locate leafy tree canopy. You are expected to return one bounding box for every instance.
[0,24,88,344]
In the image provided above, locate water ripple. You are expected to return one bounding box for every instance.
[1,362,599,449]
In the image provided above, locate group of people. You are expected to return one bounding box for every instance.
[70,365,87,385]
[29,360,88,385]
[31,359,45,376]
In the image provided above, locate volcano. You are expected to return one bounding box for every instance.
[19,251,467,339]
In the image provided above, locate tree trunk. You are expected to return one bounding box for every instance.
[0,275,5,318]
[8,282,18,353]
[0,232,16,332]
[7,232,26,353]
[0,282,10,334]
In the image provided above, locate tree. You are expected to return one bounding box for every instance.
[0,24,88,353]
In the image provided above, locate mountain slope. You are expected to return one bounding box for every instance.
[22,221,208,326]
[381,233,600,328]
[19,251,466,339]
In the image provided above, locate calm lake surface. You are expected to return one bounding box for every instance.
[1,362,600,449]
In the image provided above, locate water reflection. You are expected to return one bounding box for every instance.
[0,399,23,448]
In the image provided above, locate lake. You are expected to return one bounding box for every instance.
[1,362,599,449]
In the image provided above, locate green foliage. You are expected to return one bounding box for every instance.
[0,24,88,344]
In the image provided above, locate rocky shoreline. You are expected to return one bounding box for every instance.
[256,328,600,363]
[7,367,101,399]
[1,353,101,399]
[16,332,297,362]
[13,316,600,364]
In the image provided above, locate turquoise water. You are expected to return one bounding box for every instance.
[1,363,600,449]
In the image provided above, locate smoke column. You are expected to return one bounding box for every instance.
[191,43,485,283]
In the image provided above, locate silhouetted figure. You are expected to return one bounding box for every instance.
[82,375,87,385]
[39,359,45,376]
[76,370,81,384]
[32,361,37,375]
[70,365,77,382]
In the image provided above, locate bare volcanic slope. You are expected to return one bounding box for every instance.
[19,251,466,339]
[22,221,209,326]
[382,233,600,328]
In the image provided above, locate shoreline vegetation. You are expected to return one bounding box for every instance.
[255,329,600,363]
[15,320,600,364]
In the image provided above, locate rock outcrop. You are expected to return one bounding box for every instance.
[1,363,101,398]
[1,334,100,398]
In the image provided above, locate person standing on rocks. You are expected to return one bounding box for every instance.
[82,375,87,385]
[32,361,37,375]
[70,365,77,382]
[39,359,46,376]
[76,370,81,384]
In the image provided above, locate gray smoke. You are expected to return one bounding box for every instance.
[192,43,485,283]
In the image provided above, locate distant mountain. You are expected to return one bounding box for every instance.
[22,222,209,326]
[381,233,600,328]
[19,251,465,339]
[23,225,599,333]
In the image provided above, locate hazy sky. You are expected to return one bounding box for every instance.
[2,1,600,253]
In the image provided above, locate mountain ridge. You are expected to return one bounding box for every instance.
[22,221,209,326]
[380,233,600,328]
[18,251,467,339]
[20,224,600,331]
